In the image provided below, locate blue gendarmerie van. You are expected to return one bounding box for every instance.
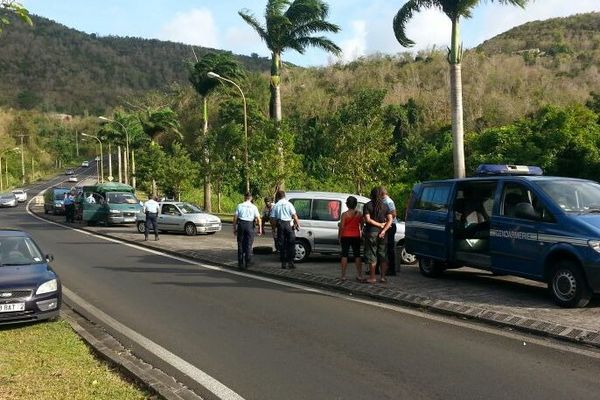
[405,164,600,308]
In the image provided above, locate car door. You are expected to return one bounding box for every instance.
[309,198,343,253]
[158,204,180,231]
[490,181,552,278]
[82,192,103,222]
[405,183,452,261]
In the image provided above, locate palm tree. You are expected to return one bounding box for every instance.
[239,0,341,122]
[189,52,245,211]
[393,0,528,178]
[0,1,32,34]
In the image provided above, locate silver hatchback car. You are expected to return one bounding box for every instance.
[136,201,222,236]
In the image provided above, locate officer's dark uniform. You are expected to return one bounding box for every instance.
[235,200,260,269]
[144,198,160,241]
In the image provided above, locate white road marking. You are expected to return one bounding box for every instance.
[63,287,246,400]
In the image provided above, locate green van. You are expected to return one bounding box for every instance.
[79,183,142,225]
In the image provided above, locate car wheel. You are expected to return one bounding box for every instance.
[294,240,311,263]
[398,244,417,265]
[419,257,445,278]
[137,221,146,234]
[184,222,197,236]
[548,260,592,308]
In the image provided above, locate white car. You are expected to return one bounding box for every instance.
[0,192,17,207]
[136,201,222,236]
[81,161,89,167]
[11,189,27,203]
[67,176,78,183]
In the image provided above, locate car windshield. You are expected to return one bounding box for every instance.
[54,191,69,200]
[538,180,600,213]
[106,192,138,204]
[0,236,45,266]
[178,203,203,214]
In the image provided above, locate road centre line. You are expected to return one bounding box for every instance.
[24,190,600,376]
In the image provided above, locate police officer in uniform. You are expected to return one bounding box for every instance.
[143,195,160,241]
[233,192,262,269]
[270,190,300,269]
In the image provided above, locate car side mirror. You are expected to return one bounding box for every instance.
[46,254,54,262]
[514,203,539,221]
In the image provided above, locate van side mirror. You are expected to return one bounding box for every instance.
[45,254,54,262]
[514,203,539,221]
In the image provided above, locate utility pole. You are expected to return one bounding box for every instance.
[17,134,28,185]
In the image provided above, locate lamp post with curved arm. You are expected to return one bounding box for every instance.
[0,147,20,191]
[100,116,130,185]
[81,133,103,183]
[207,71,250,193]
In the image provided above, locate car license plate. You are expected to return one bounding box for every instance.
[124,217,135,222]
[0,303,25,313]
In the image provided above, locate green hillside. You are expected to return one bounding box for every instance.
[0,15,271,114]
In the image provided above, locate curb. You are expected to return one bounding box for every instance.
[62,307,203,400]
[33,208,600,351]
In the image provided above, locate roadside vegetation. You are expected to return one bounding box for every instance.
[0,320,149,400]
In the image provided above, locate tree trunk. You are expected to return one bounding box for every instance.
[271,52,285,190]
[216,178,222,213]
[202,97,212,212]
[449,17,466,179]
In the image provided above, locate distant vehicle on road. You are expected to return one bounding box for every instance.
[43,187,70,215]
[81,161,89,167]
[136,201,222,236]
[11,189,27,203]
[67,176,78,183]
[0,230,61,325]
[65,169,74,175]
[79,182,141,225]
[0,192,17,208]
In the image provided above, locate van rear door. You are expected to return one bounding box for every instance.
[406,183,453,261]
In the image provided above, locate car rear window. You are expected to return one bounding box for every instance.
[415,185,451,212]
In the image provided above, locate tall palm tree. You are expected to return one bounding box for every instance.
[393,0,528,178]
[239,0,341,122]
[189,52,245,211]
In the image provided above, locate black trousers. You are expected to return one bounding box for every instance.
[145,213,158,238]
[65,204,75,222]
[277,220,295,265]
[237,220,255,267]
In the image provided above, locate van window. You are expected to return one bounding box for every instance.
[502,183,555,222]
[416,185,451,212]
[289,199,311,219]
[312,199,341,221]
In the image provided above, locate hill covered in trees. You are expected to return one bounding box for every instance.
[0,15,271,114]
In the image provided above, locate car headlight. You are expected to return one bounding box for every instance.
[109,209,121,214]
[36,279,58,295]
[589,240,600,254]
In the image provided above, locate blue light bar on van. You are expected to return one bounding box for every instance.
[475,164,543,176]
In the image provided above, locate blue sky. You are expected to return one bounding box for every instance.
[22,0,600,66]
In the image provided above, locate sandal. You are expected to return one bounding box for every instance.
[340,277,348,282]
[380,278,387,283]
[366,279,377,284]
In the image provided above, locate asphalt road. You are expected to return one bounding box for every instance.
[2,168,600,399]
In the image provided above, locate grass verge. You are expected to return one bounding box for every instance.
[0,319,150,400]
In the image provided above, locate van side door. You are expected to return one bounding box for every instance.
[406,183,452,261]
[82,192,103,222]
[309,199,343,252]
[289,198,313,247]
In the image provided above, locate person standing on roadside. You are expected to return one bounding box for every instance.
[363,187,393,283]
[233,192,262,270]
[338,196,364,282]
[64,191,75,223]
[382,187,398,276]
[270,190,300,269]
[143,195,160,241]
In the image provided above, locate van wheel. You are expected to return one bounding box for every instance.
[184,223,197,236]
[137,221,146,234]
[419,257,444,278]
[548,260,591,308]
[398,245,417,265]
[294,240,311,263]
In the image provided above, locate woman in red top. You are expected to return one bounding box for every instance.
[338,196,364,281]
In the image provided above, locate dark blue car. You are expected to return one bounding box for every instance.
[0,230,61,324]
[405,164,600,308]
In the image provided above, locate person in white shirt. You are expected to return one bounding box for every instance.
[233,192,262,269]
[270,190,300,269]
[86,193,96,204]
[143,196,160,241]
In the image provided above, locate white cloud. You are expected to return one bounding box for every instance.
[403,8,452,51]
[338,20,367,63]
[223,25,268,57]
[159,8,219,49]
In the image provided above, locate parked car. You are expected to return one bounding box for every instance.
[136,201,222,236]
[65,169,74,175]
[0,192,17,208]
[68,176,78,183]
[0,230,61,325]
[11,189,27,203]
[285,191,416,264]
[43,187,71,215]
[405,164,600,308]
[81,161,89,167]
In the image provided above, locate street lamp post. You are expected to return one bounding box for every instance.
[100,116,129,185]
[81,133,104,183]
[207,71,250,193]
[0,147,20,191]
